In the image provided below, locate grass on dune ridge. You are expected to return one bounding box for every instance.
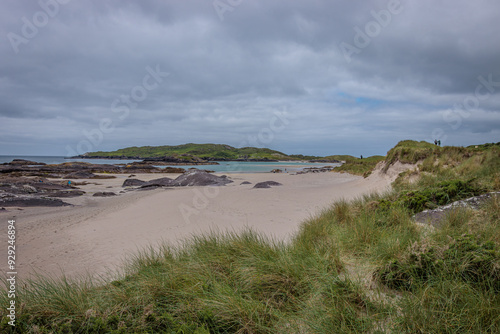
[1,140,499,333]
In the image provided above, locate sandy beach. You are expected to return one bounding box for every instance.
[0,168,399,280]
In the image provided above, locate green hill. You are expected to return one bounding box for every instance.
[82,143,293,161]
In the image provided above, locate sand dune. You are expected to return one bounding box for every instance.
[0,166,409,280]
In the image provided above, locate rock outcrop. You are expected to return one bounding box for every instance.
[0,160,187,178]
[413,192,499,227]
[253,181,282,189]
[122,169,233,189]
[0,195,70,207]
[0,176,79,206]
[2,159,46,166]
[93,192,117,197]
[140,177,175,188]
[122,179,148,187]
[171,169,232,187]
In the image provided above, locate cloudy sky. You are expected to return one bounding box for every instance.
[1,0,499,157]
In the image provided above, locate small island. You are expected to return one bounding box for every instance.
[68,143,343,163]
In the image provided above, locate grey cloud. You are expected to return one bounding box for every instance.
[0,0,499,156]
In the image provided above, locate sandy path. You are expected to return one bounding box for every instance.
[0,169,396,280]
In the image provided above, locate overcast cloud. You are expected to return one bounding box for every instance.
[1,0,499,157]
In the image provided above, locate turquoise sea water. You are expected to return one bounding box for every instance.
[0,156,339,173]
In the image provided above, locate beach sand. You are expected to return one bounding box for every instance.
[0,167,403,280]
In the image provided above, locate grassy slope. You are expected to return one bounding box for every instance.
[332,155,385,177]
[2,140,499,333]
[87,143,291,160]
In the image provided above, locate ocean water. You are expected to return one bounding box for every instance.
[0,156,339,173]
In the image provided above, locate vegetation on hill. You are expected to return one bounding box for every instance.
[332,155,385,177]
[2,140,499,333]
[82,143,351,162]
[84,144,292,161]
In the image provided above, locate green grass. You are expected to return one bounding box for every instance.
[332,155,385,177]
[2,140,499,333]
[85,143,382,162]
[86,143,293,161]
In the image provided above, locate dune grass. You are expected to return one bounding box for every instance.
[1,140,499,333]
[332,155,385,177]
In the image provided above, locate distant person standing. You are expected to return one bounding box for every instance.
[438,140,441,146]
[434,139,438,145]
[360,155,363,159]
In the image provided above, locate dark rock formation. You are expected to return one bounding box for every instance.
[69,155,218,165]
[140,156,219,165]
[141,177,175,188]
[93,192,117,197]
[47,190,85,198]
[122,179,148,187]
[121,169,232,189]
[413,192,499,227]
[0,195,70,207]
[163,167,187,173]
[0,176,81,206]
[0,160,186,178]
[2,159,46,166]
[271,169,283,173]
[171,169,233,187]
[63,171,97,179]
[240,181,252,185]
[253,181,282,189]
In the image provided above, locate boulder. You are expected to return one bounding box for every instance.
[253,181,282,189]
[240,181,252,185]
[141,177,174,188]
[413,192,499,227]
[122,179,148,187]
[171,169,233,187]
[0,195,70,207]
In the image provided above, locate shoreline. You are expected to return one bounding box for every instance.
[0,169,396,280]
